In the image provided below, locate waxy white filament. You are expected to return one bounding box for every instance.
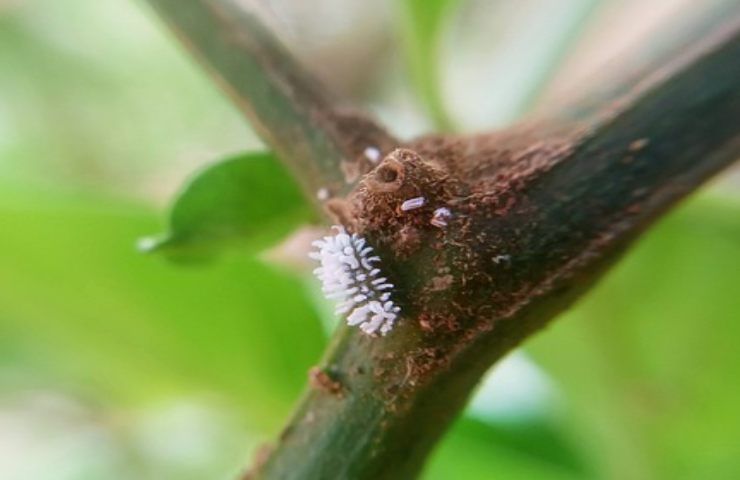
[309,226,400,336]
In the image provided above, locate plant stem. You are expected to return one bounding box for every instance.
[247,15,740,480]
[144,1,739,478]
[146,0,398,198]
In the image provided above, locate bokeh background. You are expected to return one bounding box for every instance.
[1,0,739,478]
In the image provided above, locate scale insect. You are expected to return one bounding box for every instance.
[309,226,400,336]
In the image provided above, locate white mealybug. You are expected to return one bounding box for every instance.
[430,207,451,228]
[316,187,330,201]
[363,146,381,163]
[309,226,400,336]
[401,196,425,211]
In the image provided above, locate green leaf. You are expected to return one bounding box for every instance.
[140,152,312,259]
[0,184,325,431]
[400,0,460,130]
[527,195,740,479]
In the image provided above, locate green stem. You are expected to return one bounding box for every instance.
[145,0,398,198]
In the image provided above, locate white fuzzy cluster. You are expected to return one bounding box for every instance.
[309,226,400,336]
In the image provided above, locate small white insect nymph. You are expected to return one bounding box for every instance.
[316,187,330,201]
[363,146,381,163]
[401,196,425,211]
[431,207,451,228]
[309,226,400,336]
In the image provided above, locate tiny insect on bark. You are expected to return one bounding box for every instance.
[309,226,400,336]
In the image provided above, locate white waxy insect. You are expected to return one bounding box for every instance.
[316,188,330,201]
[430,207,451,228]
[309,226,400,336]
[493,254,511,264]
[400,196,425,212]
[363,146,381,163]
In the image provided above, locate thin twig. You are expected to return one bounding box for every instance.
[146,0,398,199]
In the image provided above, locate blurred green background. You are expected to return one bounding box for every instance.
[1,1,738,479]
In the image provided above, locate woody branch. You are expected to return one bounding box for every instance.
[146,1,740,478]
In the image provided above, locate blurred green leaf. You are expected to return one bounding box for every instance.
[400,0,460,130]
[527,196,740,480]
[426,417,591,480]
[0,1,254,191]
[0,184,325,431]
[140,152,312,260]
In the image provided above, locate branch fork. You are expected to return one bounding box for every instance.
[145,1,740,477]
